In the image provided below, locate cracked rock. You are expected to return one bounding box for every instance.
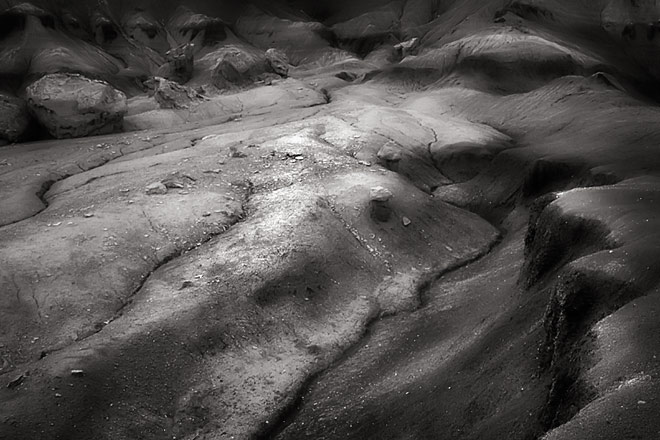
[26,74,127,139]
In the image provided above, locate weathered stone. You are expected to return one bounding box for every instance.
[377,142,403,170]
[145,182,168,195]
[394,37,420,58]
[157,43,195,84]
[26,73,127,139]
[0,94,30,142]
[266,48,289,77]
[370,186,393,202]
[211,46,267,90]
[146,77,203,109]
[370,186,393,222]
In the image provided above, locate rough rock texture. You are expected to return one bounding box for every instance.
[266,47,289,77]
[2,1,660,440]
[0,94,30,142]
[167,6,227,46]
[211,45,268,90]
[156,43,195,84]
[26,73,127,139]
[147,76,203,109]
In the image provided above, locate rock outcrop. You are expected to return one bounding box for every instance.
[265,47,290,77]
[0,93,30,142]
[26,73,127,139]
[211,46,269,90]
[146,76,203,109]
[157,43,195,84]
[167,6,227,46]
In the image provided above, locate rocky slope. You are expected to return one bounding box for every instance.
[1,1,660,439]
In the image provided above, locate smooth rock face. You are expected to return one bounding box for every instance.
[0,93,29,142]
[26,73,127,139]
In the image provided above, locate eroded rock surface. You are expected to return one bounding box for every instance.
[26,73,128,139]
[2,1,660,440]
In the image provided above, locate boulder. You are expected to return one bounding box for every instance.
[211,46,268,90]
[26,73,127,139]
[0,94,30,143]
[157,43,195,84]
[146,77,203,109]
[265,48,289,77]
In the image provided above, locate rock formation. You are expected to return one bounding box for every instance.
[26,73,128,138]
[1,1,660,440]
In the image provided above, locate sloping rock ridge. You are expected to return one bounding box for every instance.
[1,1,660,440]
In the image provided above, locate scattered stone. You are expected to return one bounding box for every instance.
[203,169,222,174]
[377,142,403,171]
[83,213,95,218]
[6,374,25,389]
[161,178,185,189]
[202,212,211,217]
[402,216,412,226]
[146,182,168,195]
[370,186,393,202]
[265,48,289,77]
[26,74,127,139]
[229,145,248,158]
[370,186,393,222]
[70,370,84,377]
[358,160,372,166]
[179,280,194,290]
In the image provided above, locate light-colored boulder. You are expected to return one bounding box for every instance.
[26,73,127,139]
